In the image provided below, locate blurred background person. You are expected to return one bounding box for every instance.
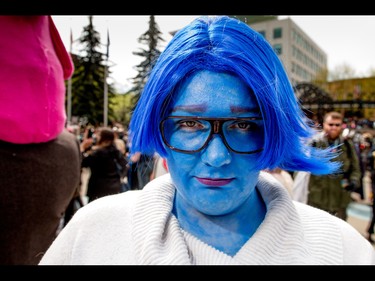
[265,168,294,197]
[150,153,169,181]
[365,134,375,243]
[127,152,155,190]
[112,125,127,157]
[307,111,361,221]
[0,16,81,264]
[80,127,128,202]
[341,126,367,199]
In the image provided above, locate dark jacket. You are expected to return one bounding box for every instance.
[307,132,361,212]
[367,148,375,192]
[82,144,127,202]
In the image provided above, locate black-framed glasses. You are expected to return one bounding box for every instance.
[160,116,264,154]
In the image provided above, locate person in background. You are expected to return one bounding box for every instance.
[307,111,361,221]
[342,126,366,199]
[39,16,375,265]
[80,127,128,202]
[366,134,375,243]
[113,125,127,156]
[112,126,130,191]
[128,152,155,190]
[291,171,310,204]
[265,168,294,197]
[0,16,81,265]
[356,132,373,200]
[150,153,169,180]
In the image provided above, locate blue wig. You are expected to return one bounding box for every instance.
[129,16,339,175]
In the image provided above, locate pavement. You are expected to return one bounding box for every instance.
[346,201,374,248]
[346,170,375,247]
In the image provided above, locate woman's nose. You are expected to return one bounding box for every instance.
[200,135,231,167]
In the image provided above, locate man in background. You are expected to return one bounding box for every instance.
[307,111,361,221]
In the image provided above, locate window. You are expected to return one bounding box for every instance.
[258,30,266,37]
[273,28,282,39]
[273,43,282,55]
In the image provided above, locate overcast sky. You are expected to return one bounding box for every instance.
[52,15,375,92]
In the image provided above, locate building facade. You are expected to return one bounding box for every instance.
[249,17,327,86]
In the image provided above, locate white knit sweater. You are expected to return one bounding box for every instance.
[39,172,375,265]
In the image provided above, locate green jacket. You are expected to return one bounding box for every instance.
[307,132,361,212]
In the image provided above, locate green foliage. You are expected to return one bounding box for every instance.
[112,92,137,129]
[311,67,329,88]
[328,63,357,82]
[129,15,165,105]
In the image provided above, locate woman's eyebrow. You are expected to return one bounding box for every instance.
[171,104,207,113]
[230,105,260,114]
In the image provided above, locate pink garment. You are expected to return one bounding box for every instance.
[0,16,74,144]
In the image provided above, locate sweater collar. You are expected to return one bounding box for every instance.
[132,172,314,264]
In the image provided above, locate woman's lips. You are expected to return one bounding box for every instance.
[196,177,233,187]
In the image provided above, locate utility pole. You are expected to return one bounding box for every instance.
[103,29,110,127]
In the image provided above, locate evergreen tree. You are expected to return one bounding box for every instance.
[129,15,165,105]
[70,16,116,127]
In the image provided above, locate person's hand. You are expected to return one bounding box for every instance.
[344,182,356,191]
[80,138,94,153]
[343,180,358,192]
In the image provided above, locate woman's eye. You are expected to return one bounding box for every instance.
[184,121,196,127]
[232,121,256,131]
[237,122,251,129]
[177,120,203,130]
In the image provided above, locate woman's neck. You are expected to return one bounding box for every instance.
[173,188,266,256]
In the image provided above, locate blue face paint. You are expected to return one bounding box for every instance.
[165,70,265,217]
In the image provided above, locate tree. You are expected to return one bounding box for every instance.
[368,67,375,77]
[311,67,329,89]
[129,15,165,105]
[328,63,357,81]
[69,16,116,127]
[112,92,136,129]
